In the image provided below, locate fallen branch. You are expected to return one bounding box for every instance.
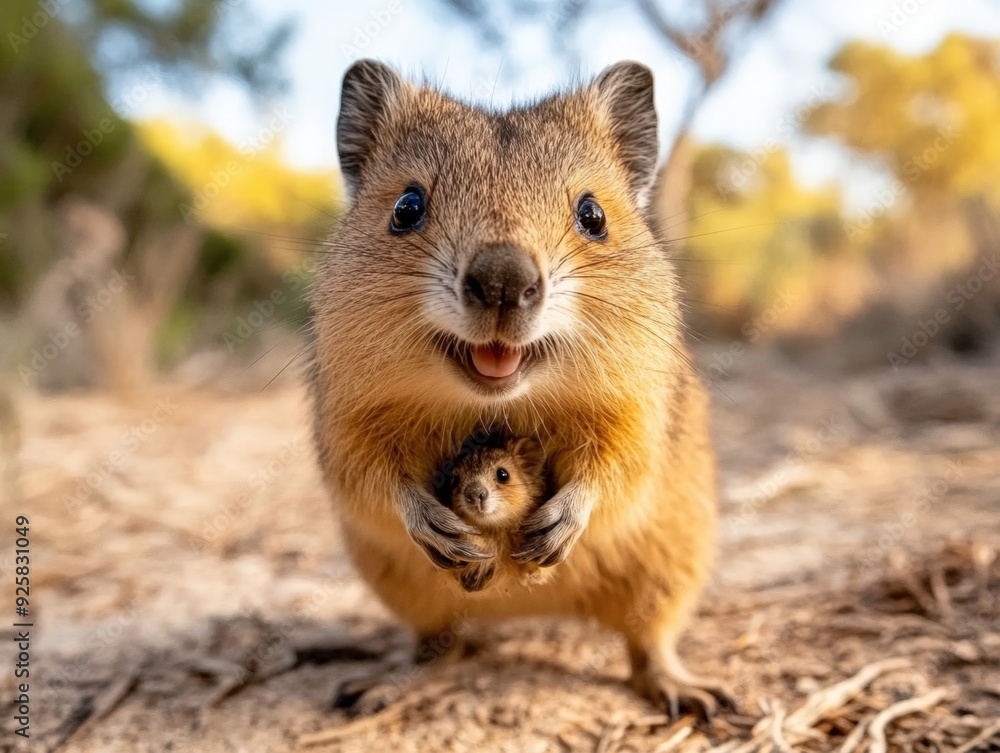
[953,720,1000,753]
[784,657,910,735]
[297,679,456,747]
[47,663,142,752]
[653,725,693,753]
[868,687,950,753]
[836,713,873,753]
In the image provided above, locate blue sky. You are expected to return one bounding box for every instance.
[117,0,1000,198]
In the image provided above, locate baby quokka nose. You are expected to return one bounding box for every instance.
[463,481,490,512]
[463,244,542,313]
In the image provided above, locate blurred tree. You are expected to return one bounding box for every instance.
[28,0,292,97]
[0,0,303,391]
[806,35,1000,199]
[137,119,335,232]
[805,34,1000,356]
[683,145,862,337]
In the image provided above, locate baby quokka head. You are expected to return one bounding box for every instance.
[447,436,545,531]
[331,59,672,403]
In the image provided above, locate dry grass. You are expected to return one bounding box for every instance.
[1,353,998,752]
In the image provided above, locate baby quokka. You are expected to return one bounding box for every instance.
[435,430,551,592]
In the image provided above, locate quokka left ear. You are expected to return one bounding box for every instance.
[592,61,659,206]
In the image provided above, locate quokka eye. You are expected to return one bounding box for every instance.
[496,468,510,483]
[575,194,607,240]
[390,185,427,233]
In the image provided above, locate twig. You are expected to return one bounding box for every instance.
[766,701,793,753]
[206,651,297,706]
[298,702,411,746]
[928,565,954,621]
[785,658,910,735]
[952,720,1000,753]
[703,740,744,753]
[868,688,950,753]
[971,542,995,607]
[890,551,940,618]
[46,664,142,752]
[297,679,455,747]
[653,726,693,753]
[629,714,672,729]
[596,715,629,753]
[836,713,873,753]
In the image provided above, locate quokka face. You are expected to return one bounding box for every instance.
[313,60,682,410]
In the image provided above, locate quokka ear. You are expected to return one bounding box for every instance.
[512,437,546,478]
[337,59,408,195]
[592,61,659,207]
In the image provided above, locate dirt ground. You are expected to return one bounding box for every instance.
[1,349,999,753]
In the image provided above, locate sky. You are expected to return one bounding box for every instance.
[116,0,1000,201]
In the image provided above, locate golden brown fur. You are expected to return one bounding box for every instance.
[309,60,725,714]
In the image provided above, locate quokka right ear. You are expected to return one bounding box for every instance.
[337,60,408,195]
[512,437,546,478]
[591,61,658,208]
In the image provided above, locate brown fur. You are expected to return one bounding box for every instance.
[309,60,723,713]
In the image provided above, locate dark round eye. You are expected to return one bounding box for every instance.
[575,195,607,239]
[390,186,427,233]
[496,468,509,484]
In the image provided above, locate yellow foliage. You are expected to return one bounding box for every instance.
[136,119,340,232]
[807,34,1000,199]
[678,146,852,333]
[675,34,1000,338]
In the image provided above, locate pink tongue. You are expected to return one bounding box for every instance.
[470,344,523,379]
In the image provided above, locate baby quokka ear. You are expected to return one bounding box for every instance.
[337,59,408,196]
[591,61,659,208]
[511,437,546,479]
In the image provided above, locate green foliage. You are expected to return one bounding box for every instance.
[70,0,293,97]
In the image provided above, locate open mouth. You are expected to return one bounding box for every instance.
[436,336,535,391]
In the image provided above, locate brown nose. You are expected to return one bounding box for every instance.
[463,244,542,314]
[463,481,489,512]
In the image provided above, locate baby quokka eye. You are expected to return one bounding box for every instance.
[575,194,607,240]
[390,185,427,233]
[496,467,510,484]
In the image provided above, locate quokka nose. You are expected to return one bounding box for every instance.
[464,482,489,511]
[463,244,542,313]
